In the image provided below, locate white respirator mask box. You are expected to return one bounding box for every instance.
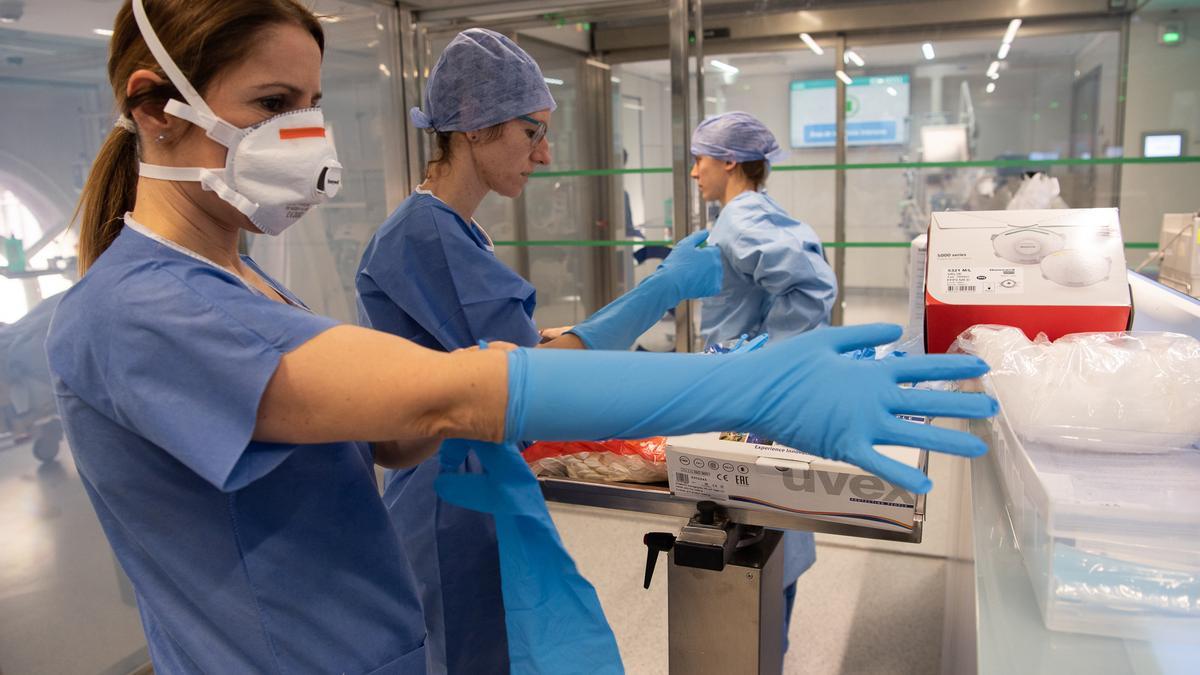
[665,426,927,535]
[923,208,1132,354]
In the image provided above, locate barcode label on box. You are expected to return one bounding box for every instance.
[675,472,689,485]
[948,285,976,292]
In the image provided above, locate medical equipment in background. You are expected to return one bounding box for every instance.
[920,124,970,163]
[1141,211,1200,298]
[924,208,1132,353]
[897,82,980,238]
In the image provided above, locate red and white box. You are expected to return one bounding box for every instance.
[924,208,1132,354]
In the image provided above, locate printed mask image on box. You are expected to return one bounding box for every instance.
[1039,249,1112,287]
[991,226,1066,264]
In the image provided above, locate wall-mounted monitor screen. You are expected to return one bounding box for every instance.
[1142,131,1185,158]
[790,74,910,148]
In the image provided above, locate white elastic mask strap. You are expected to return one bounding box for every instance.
[131,0,214,120]
[130,0,240,145]
[162,100,241,147]
[138,163,258,218]
[138,163,206,182]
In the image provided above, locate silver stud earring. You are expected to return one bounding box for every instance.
[156,133,167,143]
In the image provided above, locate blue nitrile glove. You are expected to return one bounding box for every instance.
[730,333,769,353]
[435,439,623,675]
[506,323,997,494]
[567,230,722,350]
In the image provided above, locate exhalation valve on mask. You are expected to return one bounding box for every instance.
[130,0,342,236]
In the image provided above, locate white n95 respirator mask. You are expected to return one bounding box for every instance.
[130,0,341,236]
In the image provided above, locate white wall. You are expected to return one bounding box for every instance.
[614,68,674,240]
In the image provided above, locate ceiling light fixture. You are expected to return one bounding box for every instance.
[800,33,824,56]
[1003,18,1022,45]
[709,59,739,74]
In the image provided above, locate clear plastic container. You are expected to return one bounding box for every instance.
[979,389,1200,643]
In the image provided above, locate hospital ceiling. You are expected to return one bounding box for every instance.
[0,0,1191,85]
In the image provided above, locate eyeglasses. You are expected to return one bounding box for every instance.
[516,114,548,147]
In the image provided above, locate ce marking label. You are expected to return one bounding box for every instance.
[716,473,730,482]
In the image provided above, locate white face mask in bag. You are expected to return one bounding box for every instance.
[130,0,342,235]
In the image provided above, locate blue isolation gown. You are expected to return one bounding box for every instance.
[46,220,427,674]
[357,190,538,674]
[701,190,838,623]
[700,190,837,345]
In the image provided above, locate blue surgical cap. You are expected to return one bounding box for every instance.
[691,111,788,165]
[410,29,557,133]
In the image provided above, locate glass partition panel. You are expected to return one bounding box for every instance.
[422,32,611,327]
[699,48,839,241]
[248,3,405,323]
[0,15,145,674]
[838,29,1122,300]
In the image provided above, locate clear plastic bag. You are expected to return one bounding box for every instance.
[953,325,1200,453]
[524,438,668,483]
[1006,173,1069,210]
[1053,542,1200,617]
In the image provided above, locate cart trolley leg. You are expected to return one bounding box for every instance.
[644,501,785,674]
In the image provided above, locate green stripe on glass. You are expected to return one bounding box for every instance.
[493,240,674,247]
[492,240,1160,249]
[529,155,1200,178]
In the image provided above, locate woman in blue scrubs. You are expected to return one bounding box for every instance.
[356,29,726,674]
[51,2,996,672]
[690,111,839,650]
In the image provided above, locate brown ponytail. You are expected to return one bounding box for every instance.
[76,128,139,274]
[74,0,324,274]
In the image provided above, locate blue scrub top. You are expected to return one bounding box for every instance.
[357,190,539,351]
[700,190,837,346]
[47,222,427,674]
[357,190,536,674]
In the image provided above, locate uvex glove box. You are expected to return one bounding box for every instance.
[665,430,927,534]
[924,208,1132,354]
